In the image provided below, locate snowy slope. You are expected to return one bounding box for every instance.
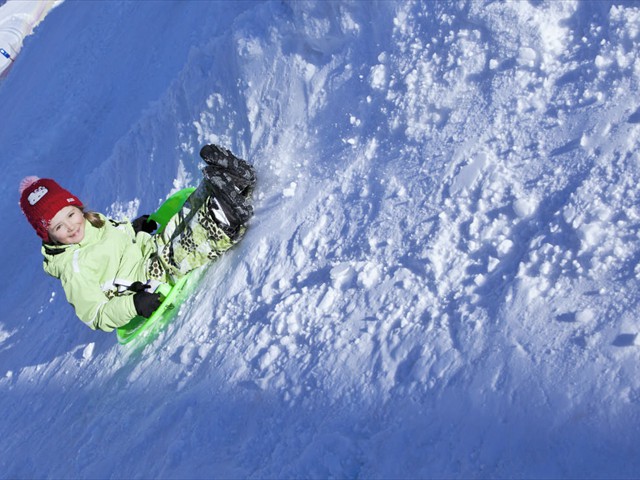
[1,0,640,478]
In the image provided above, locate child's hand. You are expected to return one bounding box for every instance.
[132,215,158,234]
[133,291,162,318]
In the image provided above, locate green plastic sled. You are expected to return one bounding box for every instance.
[116,187,197,345]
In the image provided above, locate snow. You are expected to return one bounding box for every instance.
[1,0,640,478]
[0,0,61,77]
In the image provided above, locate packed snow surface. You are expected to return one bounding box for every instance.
[1,0,640,478]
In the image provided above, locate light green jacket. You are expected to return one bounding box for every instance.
[42,215,158,332]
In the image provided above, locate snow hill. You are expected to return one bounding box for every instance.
[1,1,640,478]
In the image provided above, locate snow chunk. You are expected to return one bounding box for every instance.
[82,343,95,361]
[513,197,538,218]
[369,64,387,90]
[577,222,605,252]
[257,344,281,372]
[595,54,613,70]
[107,198,140,222]
[0,325,12,346]
[283,181,297,197]
[450,152,489,194]
[358,262,383,289]
[340,9,360,34]
[236,36,264,57]
[205,93,225,110]
[517,47,538,67]
[497,239,514,258]
[576,309,595,323]
[330,263,357,290]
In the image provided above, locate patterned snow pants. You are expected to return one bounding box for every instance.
[145,180,248,283]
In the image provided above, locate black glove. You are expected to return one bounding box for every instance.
[132,215,158,234]
[133,291,162,318]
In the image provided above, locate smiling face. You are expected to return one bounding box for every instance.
[47,206,86,245]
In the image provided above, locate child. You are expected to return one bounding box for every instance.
[19,144,256,333]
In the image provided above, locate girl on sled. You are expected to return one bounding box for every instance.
[19,145,255,332]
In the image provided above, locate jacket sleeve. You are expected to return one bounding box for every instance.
[59,269,138,332]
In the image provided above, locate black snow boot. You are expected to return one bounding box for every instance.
[202,166,254,236]
[205,164,256,198]
[199,144,256,196]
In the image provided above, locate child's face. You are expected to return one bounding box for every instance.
[48,206,86,245]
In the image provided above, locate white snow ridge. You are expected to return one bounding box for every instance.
[1,1,640,478]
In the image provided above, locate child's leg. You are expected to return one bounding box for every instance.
[147,148,256,282]
[148,182,236,281]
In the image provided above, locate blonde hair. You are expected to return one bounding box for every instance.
[83,209,105,228]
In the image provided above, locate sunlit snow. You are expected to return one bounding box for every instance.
[1,1,640,478]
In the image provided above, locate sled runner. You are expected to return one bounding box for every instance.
[116,187,197,345]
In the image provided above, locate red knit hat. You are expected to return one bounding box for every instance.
[19,176,83,242]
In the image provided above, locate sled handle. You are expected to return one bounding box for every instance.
[148,187,196,234]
